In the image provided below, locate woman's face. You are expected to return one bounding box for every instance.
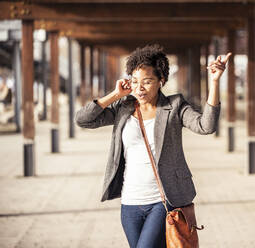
[131,65,161,105]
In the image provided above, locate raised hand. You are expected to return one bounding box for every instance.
[114,78,132,98]
[207,52,232,82]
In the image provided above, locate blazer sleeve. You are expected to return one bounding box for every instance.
[178,94,221,135]
[75,99,121,129]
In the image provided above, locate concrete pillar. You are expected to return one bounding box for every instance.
[226,30,236,152]
[115,55,121,81]
[200,44,209,105]
[68,38,75,138]
[188,46,201,109]
[106,53,118,93]
[12,41,22,133]
[41,39,47,121]
[247,16,255,174]
[79,42,86,106]
[49,31,60,153]
[89,45,94,99]
[98,48,104,97]
[102,51,107,95]
[177,50,189,98]
[214,38,221,137]
[94,48,100,98]
[22,20,35,176]
[205,44,209,101]
[106,53,112,94]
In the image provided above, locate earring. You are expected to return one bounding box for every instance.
[160,82,163,88]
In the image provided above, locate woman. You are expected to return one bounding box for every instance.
[75,44,231,248]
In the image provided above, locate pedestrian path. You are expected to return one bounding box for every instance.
[0,104,254,248]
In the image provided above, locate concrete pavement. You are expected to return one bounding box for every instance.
[0,102,255,248]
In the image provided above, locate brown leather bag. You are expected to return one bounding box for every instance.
[135,101,204,248]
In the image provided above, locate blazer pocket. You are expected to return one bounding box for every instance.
[174,168,196,202]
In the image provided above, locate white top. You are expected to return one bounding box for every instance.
[121,115,162,205]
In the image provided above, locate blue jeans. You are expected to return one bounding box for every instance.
[121,201,175,248]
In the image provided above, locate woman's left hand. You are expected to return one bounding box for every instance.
[207,52,232,82]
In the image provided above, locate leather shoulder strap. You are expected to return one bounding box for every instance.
[135,101,169,213]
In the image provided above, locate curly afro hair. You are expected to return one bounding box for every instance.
[126,44,169,85]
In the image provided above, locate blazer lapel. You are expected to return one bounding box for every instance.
[114,95,136,161]
[154,91,173,166]
[118,100,135,132]
[114,92,172,167]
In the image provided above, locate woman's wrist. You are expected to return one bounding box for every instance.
[207,80,220,106]
[211,79,219,86]
[97,91,121,109]
[112,90,123,100]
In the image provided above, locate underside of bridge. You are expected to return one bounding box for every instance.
[0,0,254,175]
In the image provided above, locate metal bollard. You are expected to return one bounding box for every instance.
[228,126,234,152]
[249,141,255,174]
[24,143,35,176]
[51,128,59,153]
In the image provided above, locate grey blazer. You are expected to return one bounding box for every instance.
[75,90,220,207]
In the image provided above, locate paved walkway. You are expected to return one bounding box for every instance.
[0,101,255,248]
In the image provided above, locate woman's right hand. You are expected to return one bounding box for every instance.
[96,79,132,109]
[114,79,132,98]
